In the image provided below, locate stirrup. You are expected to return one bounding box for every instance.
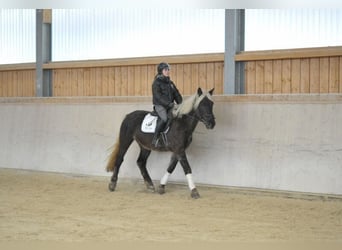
[152,134,160,147]
[161,132,169,146]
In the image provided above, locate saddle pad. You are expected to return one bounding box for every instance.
[141,113,158,133]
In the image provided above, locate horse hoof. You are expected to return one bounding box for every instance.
[144,181,155,193]
[147,185,155,193]
[158,184,165,195]
[191,188,200,199]
[108,182,116,192]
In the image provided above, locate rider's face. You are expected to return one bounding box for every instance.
[162,68,170,77]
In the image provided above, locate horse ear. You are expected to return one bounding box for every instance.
[209,88,215,95]
[197,87,203,96]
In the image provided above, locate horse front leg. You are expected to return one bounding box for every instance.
[178,152,200,199]
[158,153,178,195]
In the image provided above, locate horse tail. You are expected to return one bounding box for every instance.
[106,137,120,172]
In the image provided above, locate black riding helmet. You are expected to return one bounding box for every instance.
[157,62,170,74]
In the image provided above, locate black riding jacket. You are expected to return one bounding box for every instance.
[152,75,182,108]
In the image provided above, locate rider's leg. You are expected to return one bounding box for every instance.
[152,105,168,147]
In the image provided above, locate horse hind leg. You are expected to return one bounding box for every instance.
[136,147,154,192]
[109,138,134,192]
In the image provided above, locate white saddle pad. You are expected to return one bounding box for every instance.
[141,113,158,133]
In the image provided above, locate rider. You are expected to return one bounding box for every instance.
[152,62,182,147]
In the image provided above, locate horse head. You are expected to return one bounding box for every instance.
[194,88,216,129]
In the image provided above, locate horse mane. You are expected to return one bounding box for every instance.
[173,90,212,118]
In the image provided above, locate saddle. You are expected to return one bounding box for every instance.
[141,112,171,147]
[141,112,170,134]
[141,113,158,133]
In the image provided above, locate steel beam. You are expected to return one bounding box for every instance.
[36,9,52,97]
[224,9,245,94]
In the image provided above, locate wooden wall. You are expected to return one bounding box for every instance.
[0,54,223,97]
[50,58,224,97]
[2,47,342,97]
[0,64,36,97]
[236,46,342,94]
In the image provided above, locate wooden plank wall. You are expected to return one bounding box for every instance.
[51,62,224,97]
[48,54,224,97]
[2,47,342,97]
[236,46,342,94]
[0,54,223,97]
[0,67,36,97]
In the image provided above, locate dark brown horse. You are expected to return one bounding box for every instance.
[106,88,215,198]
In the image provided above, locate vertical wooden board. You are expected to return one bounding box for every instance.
[7,71,13,96]
[206,63,214,92]
[0,72,3,96]
[22,70,29,96]
[309,58,320,93]
[272,60,282,94]
[244,62,249,93]
[175,64,184,93]
[107,67,115,96]
[67,69,73,96]
[198,63,207,90]
[291,59,301,93]
[140,65,148,96]
[183,64,192,95]
[134,66,142,96]
[281,59,291,93]
[101,67,110,96]
[255,61,264,94]
[114,67,122,96]
[95,68,102,96]
[71,69,78,96]
[12,71,19,96]
[60,69,66,96]
[319,57,329,93]
[2,72,8,96]
[191,63,199,94]
[300,59,310,93]
[59,69,65,96]
[21,71,26,96]
[7,71,14,97]
[121,66,128,96]
[213,62,223,94]
[5,71,11,97]
[171,63,178,89]
[52,70,58,96]
[83,68,91,96]
[76,69,84,96]
[264,60,273,94]
[127,66,135,96]
[57,69,66,96]
[89,68,97,96]
[24,71,32,96]
[246,61,256,94]
[17,71,24,97]
[329,57,339,93]
[147,65,155,87]
[32,70,36,96]
[340,57,342,93]
[0,72,4,97]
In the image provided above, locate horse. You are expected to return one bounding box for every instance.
[105,87,215,199]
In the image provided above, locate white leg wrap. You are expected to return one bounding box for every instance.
[160,172,171,185]
[186,174,196,190]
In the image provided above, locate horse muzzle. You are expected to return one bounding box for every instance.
[203,118,215,129]
[206,121,215,129]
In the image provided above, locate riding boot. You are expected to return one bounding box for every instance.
[152,119,165,147]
